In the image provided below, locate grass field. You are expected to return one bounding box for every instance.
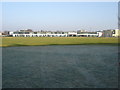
[0,37,119,47]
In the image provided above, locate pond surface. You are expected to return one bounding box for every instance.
[2,45,118,88]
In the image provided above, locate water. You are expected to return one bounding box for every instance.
[2,45,118,88]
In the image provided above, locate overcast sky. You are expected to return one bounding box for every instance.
[2,2,118,31]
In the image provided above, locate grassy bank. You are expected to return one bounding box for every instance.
[0,37,119,47]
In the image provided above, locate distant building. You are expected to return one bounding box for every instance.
[102,29,120,37]
[112,29,120,37]
[102,30,113,37]
[12,30,68,37]
[97,32,103,37]
[77,30,87,34]
[3,31,10,35]
[77,32,98,37]
[77,30,100,37]
[0,32,7,37]
[10,30,100,37]
[20,29,33,32]
[68,31,77,37]
[5,29,119,37]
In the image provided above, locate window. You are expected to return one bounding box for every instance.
[34,32,37,34]
[25,32,30,34]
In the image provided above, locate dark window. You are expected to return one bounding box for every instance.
[73,35,76,37]
[14,32,19,34]
[54,32,57,34]
[34,32,37,34]
[25,32,30,34]
[18,32,24,34]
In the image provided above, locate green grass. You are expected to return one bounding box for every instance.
[1,37,119,47]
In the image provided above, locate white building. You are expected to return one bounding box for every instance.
[97,32,103,37]
[67,31,77,37]
[112,29,120,37]
[10,30,103,37]
[9,31,13,35]
[12,31,68,37]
